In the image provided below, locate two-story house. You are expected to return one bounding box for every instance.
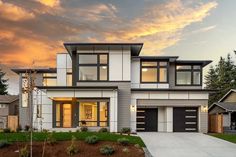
[12,43,213,133]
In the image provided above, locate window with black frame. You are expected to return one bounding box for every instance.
[141,61,168,83]
[78,54,108,81]
[176,65,201,85]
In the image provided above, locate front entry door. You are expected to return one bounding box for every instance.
[137,108,158,132]
[63,104,72,128]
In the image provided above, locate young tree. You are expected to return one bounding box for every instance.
[0,69,8,95]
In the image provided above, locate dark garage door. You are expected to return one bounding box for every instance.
[173,107,198,132]
[136,108,158,132]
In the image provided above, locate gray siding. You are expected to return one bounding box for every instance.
[209,105,225,114]
[223,92,236,102]
[76,82,131,131]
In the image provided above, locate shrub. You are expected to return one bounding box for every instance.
[80,126,88,132]
[47,133,57,145]
[16,125,22,132]
[117,138,129,146]
[19,145,29,157]
[121,128,131,135]
[3,128,11,133]
[100,145,115,156]
[66,136,78,156]
[122,147,130,153]
[98,128,109,133]
[85,135,99,144]
[24,125,30,132]
[0,140,11,148]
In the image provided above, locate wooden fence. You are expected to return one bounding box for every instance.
[8,115,18,131]
[208,114,223,133]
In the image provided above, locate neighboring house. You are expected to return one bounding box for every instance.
[209,89,236,132]
[12,43,213,133]
[0,95,19,129]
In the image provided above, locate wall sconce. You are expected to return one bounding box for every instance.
[130,105,136,112]
[201,105,208,112]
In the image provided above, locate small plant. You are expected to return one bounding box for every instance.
[3,128,11,133]
[122,147,130,153]
[19,145,29,157]
[0,140,11,148]
[47,133,57,145]
[66,136,78,156]
[121,128,131,135]
[80,126,88,132]
[24,125,30,132]
[100,145,115,156]
[16,125,22,132]
[117,138,130,146]
[85,135,99,144]
[76,129,80,132]
[134,144,141,149]
[42,129,49,133]
[98,128,109,133]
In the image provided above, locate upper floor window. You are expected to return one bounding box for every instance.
[43,73,57,86]
[78,54,108,81]
[176,65,201,85]
[141,61,168,83]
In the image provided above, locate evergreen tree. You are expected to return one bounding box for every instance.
[205,53,236,105]
[0,69,8,95]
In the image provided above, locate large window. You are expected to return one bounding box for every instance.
[78,54,108,81]
[176,65,201,85]
[54,100,109,128]
[79,101,108,127]
[141,61,168,83]
[43,73,57,86]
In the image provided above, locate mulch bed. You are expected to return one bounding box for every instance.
[0,141,144,157]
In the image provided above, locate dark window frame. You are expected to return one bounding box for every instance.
[175,64,202,86]
[77,53,109,82]
[53,99,109,128]
[140,60,169,83]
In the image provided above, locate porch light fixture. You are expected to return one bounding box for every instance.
[130,105,136,112]
[201,105,208,112]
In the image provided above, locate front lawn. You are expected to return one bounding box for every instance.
[0,132,145,147]
[210,133,236,144]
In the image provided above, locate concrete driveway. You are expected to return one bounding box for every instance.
[138,133,236,157]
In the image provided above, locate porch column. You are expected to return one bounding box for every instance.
[229,112,232,129]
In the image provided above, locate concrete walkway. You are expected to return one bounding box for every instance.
[138,133,236,157]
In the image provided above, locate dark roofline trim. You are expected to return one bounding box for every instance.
[36,86,118,90]
[12,68,57,74]
[131,88,217,92]
[132,56,179,61]
[63,42,143,57]
[208,102,236,112]
[175,60,212,67]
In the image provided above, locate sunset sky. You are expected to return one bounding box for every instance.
[0,0,235,94]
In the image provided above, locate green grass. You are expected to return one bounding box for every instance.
[0,132,145,147]
[210,133,236,144]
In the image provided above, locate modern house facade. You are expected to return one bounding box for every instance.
[12,43,213,133]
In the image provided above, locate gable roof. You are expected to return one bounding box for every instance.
[0,95,19,104]
[218,89,236,102]
[209,102,236,112]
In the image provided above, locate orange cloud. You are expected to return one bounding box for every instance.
[0,0,35,21]
[37,0,60,7]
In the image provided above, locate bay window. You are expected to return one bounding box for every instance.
[78,54,108,81]
[141,61,168,83]
[176,65,202,85]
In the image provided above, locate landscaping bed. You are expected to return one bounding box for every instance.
[0,140,144,157]
[0,131,145,156]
